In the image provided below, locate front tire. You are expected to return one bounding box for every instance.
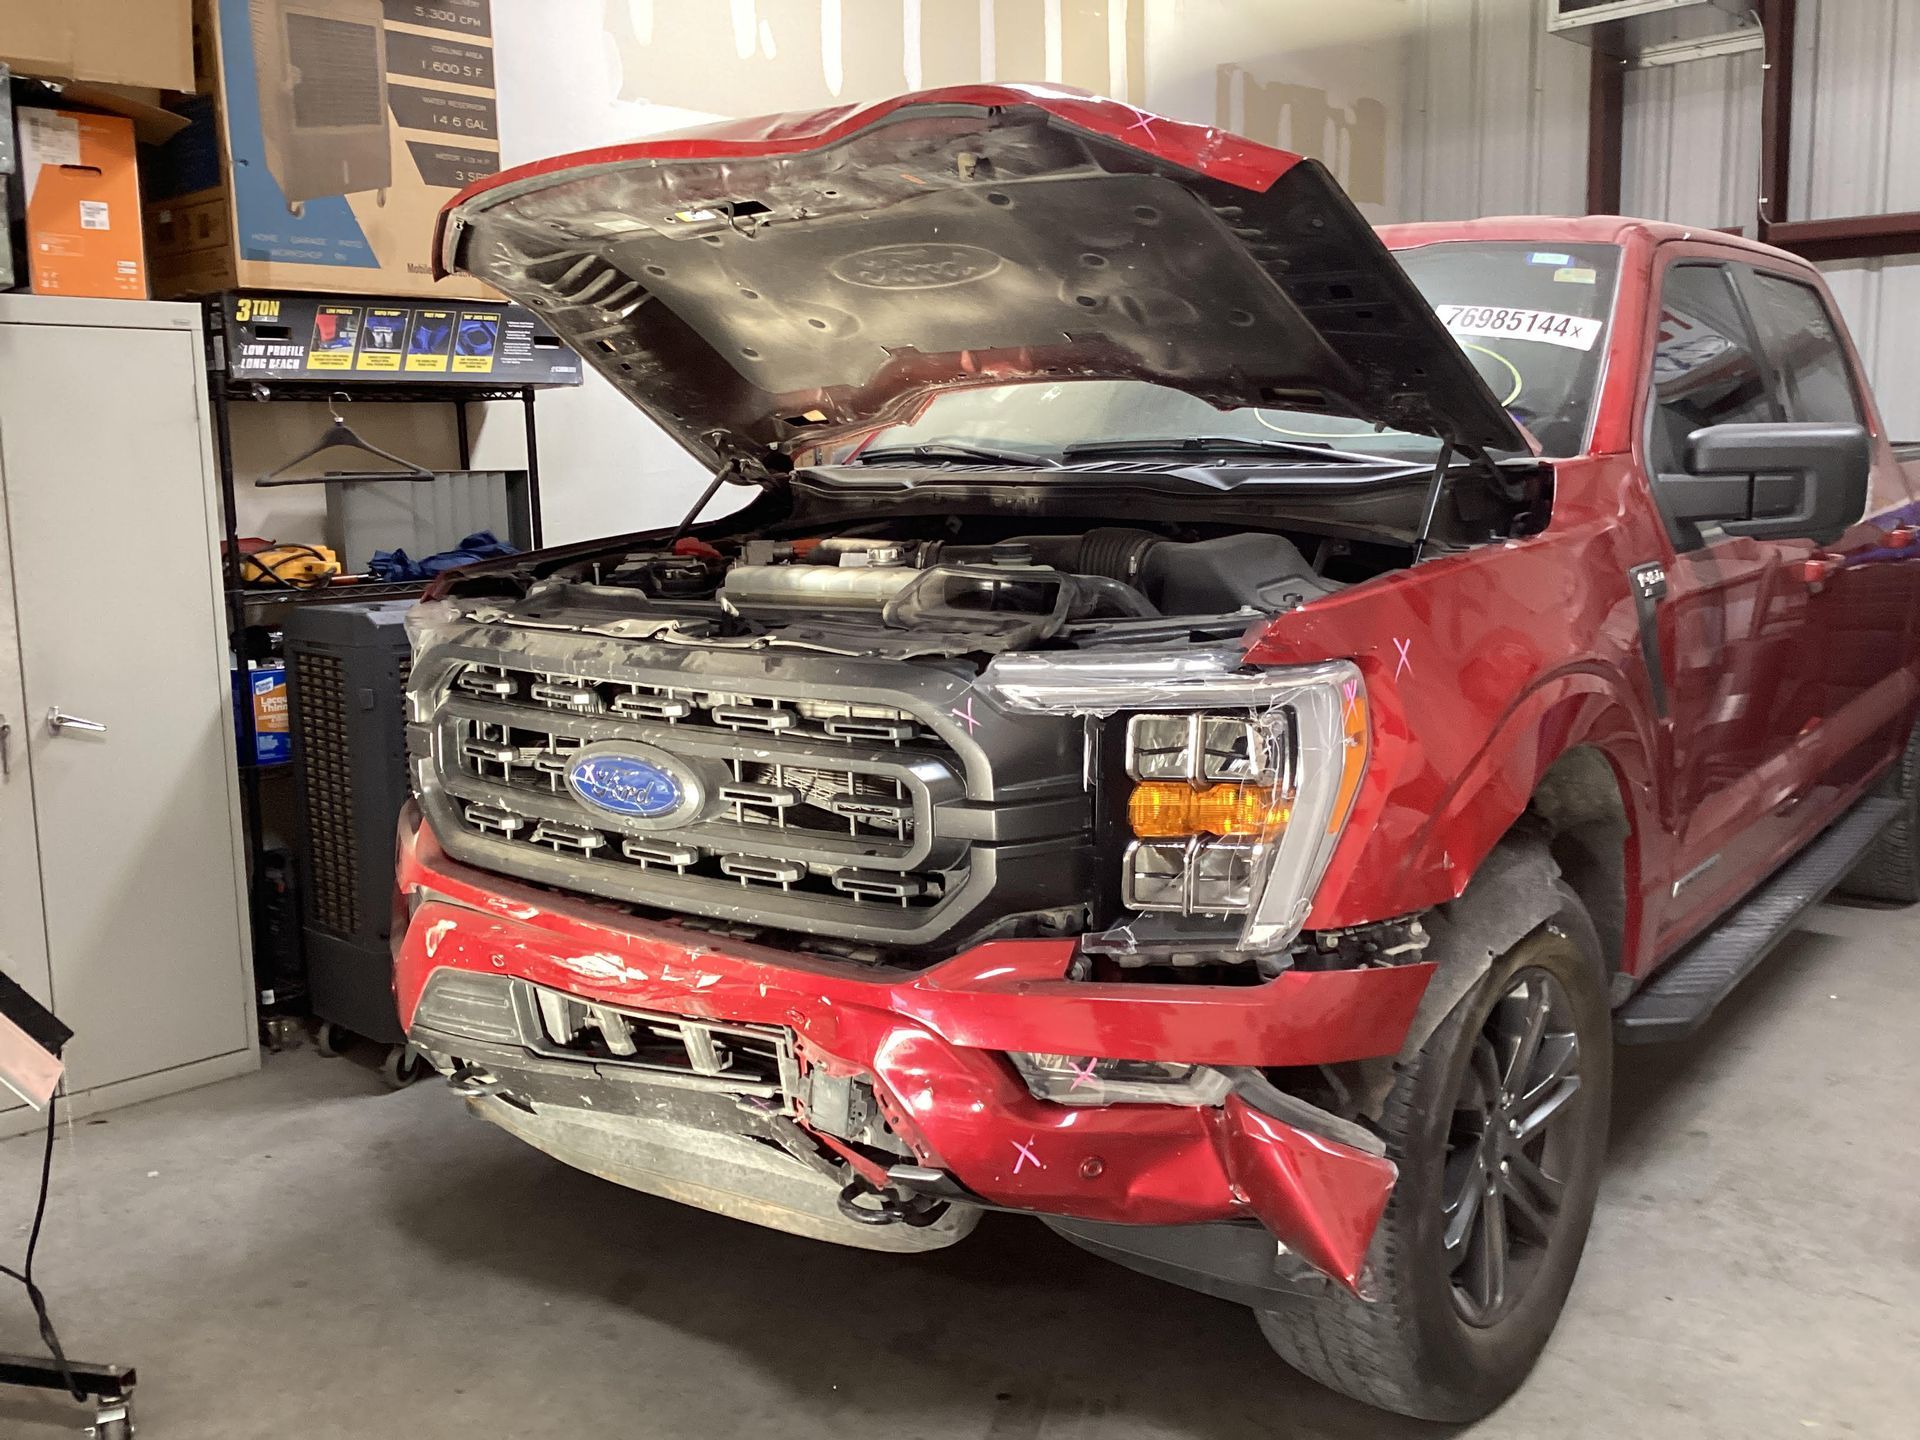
[1257,888,1612,1421]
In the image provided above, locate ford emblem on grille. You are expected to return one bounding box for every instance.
[564,745,699,823]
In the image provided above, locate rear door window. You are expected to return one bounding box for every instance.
[1735,268,1864,426]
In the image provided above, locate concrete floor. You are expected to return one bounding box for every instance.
[3,902,1917,1439]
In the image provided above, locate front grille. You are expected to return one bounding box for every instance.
[412,624,1094,952]
[453,665,921,856]
[286,14,384,130]
[291,651,357,933]
[427,660,970,929]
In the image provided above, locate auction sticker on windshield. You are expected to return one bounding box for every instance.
[1432,304,1602,351]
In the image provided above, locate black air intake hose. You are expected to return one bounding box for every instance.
[1069,528,1166,584]
[939,529,1165,579]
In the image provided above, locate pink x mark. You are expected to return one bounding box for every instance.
[1392,637,1413,680]
[949,696,981,734]
[1012,1137,1043,1174]
[1068,1057,1101,1091]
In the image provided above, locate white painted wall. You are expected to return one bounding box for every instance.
[485,0,717,544]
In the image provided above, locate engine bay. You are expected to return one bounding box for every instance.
[472,515,1410,662]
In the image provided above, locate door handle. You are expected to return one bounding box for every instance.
[0,716,10,777]
[47,707,107,735]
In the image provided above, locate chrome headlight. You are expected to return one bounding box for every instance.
[982,650,1368,952]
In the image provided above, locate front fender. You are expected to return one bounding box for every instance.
[1404,668,1659,904]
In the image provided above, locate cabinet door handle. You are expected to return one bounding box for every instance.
[0,717,10,776]
[47,707,107,735]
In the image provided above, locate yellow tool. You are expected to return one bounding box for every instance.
[239,543,340,589]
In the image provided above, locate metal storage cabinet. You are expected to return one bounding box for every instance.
[0,296,257,1135]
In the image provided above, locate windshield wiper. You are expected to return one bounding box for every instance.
[856,442,1056,468]
[1062,436,1396,465]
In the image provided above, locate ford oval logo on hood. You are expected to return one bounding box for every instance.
[564,745,698,822]
[830,242,1003,290]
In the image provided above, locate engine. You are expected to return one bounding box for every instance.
[605,528,1338,636]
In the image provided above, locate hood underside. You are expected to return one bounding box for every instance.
[438,85,1525,467]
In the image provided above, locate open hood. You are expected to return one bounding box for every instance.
[437,86,1526,468]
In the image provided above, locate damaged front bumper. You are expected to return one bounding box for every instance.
[394,805,1432,1294]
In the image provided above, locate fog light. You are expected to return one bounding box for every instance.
[1009,1052,1233,1107]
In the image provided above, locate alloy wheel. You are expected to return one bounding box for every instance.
[1440,967,1586,1326]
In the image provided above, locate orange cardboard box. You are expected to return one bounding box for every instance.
[16,108,148,299]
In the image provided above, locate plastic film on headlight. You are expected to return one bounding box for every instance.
[980,649,1368,953]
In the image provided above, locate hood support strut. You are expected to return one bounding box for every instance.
[668,434,783,549]
[1411,442,1455,565]
[1411,441,1508,564]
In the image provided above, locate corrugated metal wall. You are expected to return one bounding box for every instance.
[1619,50,1761,231]
[1791,0,1920,218]
[1609,0,1920,436]
[1400,0,1591,220]
[1792,0,1920,438]
[1392,0,1911,425]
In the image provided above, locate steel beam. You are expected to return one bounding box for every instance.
[1588,45,1626,215]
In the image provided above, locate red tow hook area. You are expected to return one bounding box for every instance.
[1216,1097,1396,1294]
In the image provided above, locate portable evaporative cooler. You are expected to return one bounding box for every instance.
[284,600,415,1045]
[248,0,393,215]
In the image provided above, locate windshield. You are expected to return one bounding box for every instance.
[844,241,1621,463]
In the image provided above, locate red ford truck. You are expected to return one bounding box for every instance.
[393,87,1920,1421]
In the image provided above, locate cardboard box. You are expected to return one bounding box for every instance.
[15,108,147,299]
[145,0,499,300]
[0,0,195,91]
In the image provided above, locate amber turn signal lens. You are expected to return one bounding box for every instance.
[1128,781,1291,838]
[1329,682,1369,835]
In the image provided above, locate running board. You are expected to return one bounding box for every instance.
[1616,796,1902,1044]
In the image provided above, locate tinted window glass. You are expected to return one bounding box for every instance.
[1649,263,1781,476]
[1740,269,1863,425]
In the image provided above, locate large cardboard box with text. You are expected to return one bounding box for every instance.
[0,0,195,90]
[145,0,498,300]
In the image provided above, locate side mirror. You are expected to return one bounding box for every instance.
[1666,422,1870,545]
